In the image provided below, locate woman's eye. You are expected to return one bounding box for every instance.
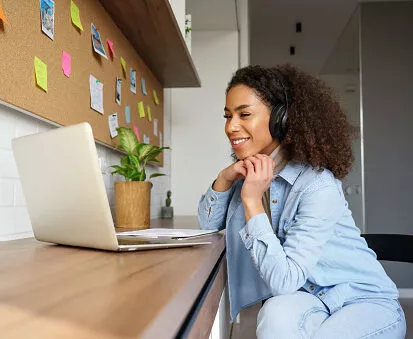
[223,115,231,119]
[240,113,251,118]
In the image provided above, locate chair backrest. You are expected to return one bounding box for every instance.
[361,234,413,263]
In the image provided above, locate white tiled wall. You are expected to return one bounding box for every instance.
[0,100,171,241]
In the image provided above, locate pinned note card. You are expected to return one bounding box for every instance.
[143,134,150,145]
[70,0,83,31]
[91,23,107,59]
[34,56,48,92]
[120,57,127,74]
[154,119,158,136]
[109,113,119,138]
[0,5,9,24]
[141,78,147,95]
[89,74,104,114]
[159,132,163,148]
[62,51,71,77]
[125,106,131,123]
[138,101,145,118]
[130,69,136,94]
[153,89,159,105]
[40,0,55,40]
[147,105,152,121]
[133,125,141,142]
[115,77,121,105]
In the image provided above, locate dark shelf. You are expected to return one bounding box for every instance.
[99,0,201,88]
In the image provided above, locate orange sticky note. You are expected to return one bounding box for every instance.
[0,5,8,24]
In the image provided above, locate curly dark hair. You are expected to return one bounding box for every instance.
[226,64,354,179]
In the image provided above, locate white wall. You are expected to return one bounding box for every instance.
[0,101,171,241]
[171,30,239,216]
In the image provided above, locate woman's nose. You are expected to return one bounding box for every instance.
[227,118,241,133]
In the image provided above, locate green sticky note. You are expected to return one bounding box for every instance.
[153,89,159,105]
[120,57,127,73]
[34,56,48,92]
[138,101,145,118]
[147,105,152,121]
[70,0,83,31]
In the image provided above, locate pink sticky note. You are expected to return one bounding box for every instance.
[133,125,141,142]
[62,51,71,77]
[107,40,116,57]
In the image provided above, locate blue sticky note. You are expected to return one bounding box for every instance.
[125,106,131,123]
[141,78,147,95]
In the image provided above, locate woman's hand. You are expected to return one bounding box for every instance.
[241,154,275,221]
[213,161,247,192]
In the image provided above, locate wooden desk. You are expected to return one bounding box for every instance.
[0,217,226,339]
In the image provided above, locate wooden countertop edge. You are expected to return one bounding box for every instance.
[141,235,226,339]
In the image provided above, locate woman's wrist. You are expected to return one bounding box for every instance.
[212,174,233,192]
[243,199,264,222]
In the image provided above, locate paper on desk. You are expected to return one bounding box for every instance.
[116,228,219,239]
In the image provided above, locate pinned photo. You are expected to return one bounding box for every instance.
[115,77,121,105]
[40,0,55,40]
[91,23,107,59]
[130,69,136,94]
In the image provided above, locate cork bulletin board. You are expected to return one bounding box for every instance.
[0,0,164,165]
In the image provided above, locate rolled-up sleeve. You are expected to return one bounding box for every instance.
[198,181,233,231]
[239,183,344,295]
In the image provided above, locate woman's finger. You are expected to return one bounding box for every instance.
[246,156,261,174]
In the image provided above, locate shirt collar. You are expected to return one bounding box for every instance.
[278,162,306,185]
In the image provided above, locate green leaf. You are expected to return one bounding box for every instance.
[117,127,139,153]
[138,170,146,181]
[137,144,157,161]
[128,153,140,170]
[120,155,130,168]
[149,173,166,179]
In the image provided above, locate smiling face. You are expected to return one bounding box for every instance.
[224,85,279,160]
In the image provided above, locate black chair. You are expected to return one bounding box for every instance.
[361,234,413,263]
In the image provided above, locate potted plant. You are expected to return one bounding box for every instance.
[111,127,169,229]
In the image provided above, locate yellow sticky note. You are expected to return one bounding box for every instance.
[147,105,152,121]
[70,0,83,31]
[34,56,48,92]
[153,89,159,105]
[138,101,145,118]
[120,57,127,73]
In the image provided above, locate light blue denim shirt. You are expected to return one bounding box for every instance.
[198,162,398,322]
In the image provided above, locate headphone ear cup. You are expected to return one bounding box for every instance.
[269,105,287,140]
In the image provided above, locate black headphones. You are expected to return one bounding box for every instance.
[269,70,289,141]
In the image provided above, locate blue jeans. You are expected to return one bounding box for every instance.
[257,291,406,338]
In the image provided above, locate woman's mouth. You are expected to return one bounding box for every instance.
[231,137,250,150]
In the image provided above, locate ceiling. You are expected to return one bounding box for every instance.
[185,0,363,75]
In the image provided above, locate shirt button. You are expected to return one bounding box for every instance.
[272,199,278,204]
[318,292,324,297]
[245,233,249,239]
[309,285,314,291]
[210,196,214,201]
[274,177,280,181]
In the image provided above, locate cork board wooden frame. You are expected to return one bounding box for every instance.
[0,0,164,165]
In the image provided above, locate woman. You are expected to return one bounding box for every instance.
[198,65,406,338]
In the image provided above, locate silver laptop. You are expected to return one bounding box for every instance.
[11,122,210,251]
